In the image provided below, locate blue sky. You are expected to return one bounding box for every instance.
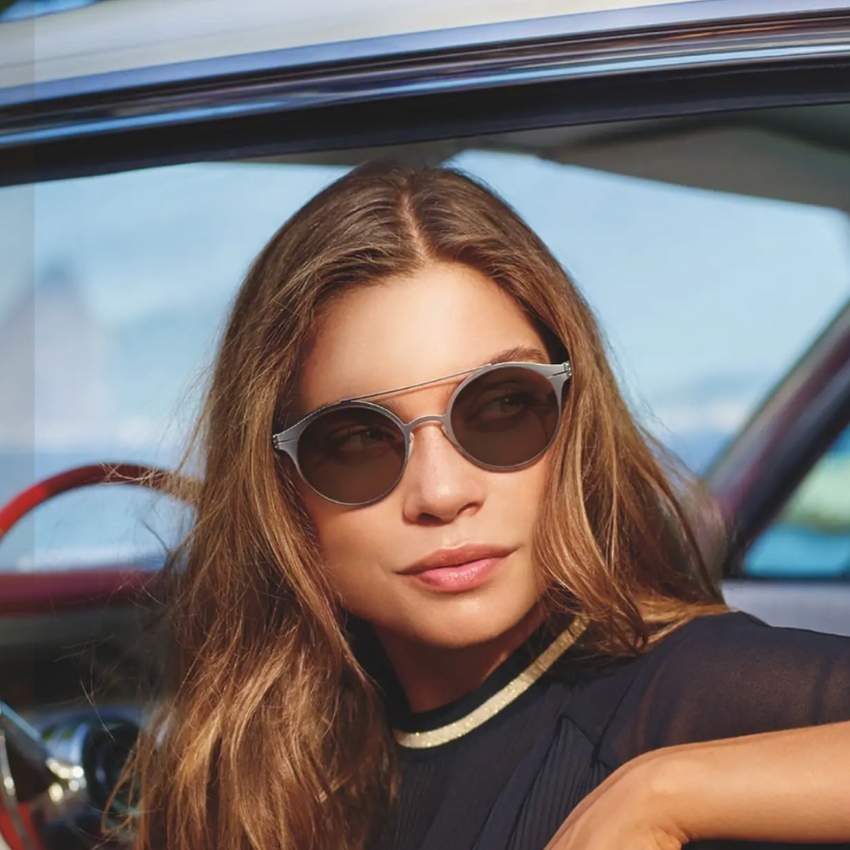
[2,149,850,465]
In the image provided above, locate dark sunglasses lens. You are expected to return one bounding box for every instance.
[297,407,406,504]
[451,367,561,468]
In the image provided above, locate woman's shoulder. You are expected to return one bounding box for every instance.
[652,607,850,670]
[562,611,850,770]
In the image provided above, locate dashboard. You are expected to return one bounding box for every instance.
[0,560,162,850]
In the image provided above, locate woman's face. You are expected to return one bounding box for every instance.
[297,262,553,649]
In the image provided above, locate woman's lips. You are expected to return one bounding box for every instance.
[408,556,506,591]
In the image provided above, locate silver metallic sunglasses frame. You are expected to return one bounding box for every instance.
[272,360,573,506]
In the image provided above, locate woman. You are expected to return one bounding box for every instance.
[129,162,850,850]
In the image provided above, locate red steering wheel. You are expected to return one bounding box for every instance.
[0,463,174,544]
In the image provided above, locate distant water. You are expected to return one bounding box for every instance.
[0,436,726,572]
[1,434,847,578]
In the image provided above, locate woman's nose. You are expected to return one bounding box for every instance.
[399,422,485,524]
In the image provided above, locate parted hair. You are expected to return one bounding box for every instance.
[126,162,726,850]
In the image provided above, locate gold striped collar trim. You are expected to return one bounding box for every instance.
[393,615,588,750]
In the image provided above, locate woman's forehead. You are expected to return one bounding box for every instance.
[299,263,547,410]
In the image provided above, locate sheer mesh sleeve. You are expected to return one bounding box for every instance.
[599,611,850,764]
[584,612,850,850]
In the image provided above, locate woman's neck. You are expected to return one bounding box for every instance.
[374,607,545,713]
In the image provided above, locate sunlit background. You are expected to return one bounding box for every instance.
[3,151,849,572]
[3,0,850,578]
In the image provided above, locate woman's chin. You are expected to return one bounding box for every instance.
[392,603,542,651]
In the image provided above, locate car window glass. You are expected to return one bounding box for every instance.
[746,424,850,579]
[2,136,850,571]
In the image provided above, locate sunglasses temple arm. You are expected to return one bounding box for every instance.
[554,369,572,403]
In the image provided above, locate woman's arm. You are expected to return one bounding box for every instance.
[545,720,850,849]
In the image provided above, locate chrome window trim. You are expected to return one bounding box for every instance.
[2,0,850,151]
[3,0,849,105]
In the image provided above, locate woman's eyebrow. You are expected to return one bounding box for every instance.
[486,345,550,365]
[365,345,551,408]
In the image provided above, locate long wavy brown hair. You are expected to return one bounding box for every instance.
[126,161,727,850]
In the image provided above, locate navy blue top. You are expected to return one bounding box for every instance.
[371,612,850,850]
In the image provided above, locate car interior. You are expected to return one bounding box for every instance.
[2,3,850,845]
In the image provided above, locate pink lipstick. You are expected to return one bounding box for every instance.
[401,544,512,592]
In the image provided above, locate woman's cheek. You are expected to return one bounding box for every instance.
[312,508,395,602]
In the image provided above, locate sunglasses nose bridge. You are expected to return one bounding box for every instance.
[402,412,454,454]
[405,413,447,431]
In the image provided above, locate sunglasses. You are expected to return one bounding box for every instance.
[272,360,572,506]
